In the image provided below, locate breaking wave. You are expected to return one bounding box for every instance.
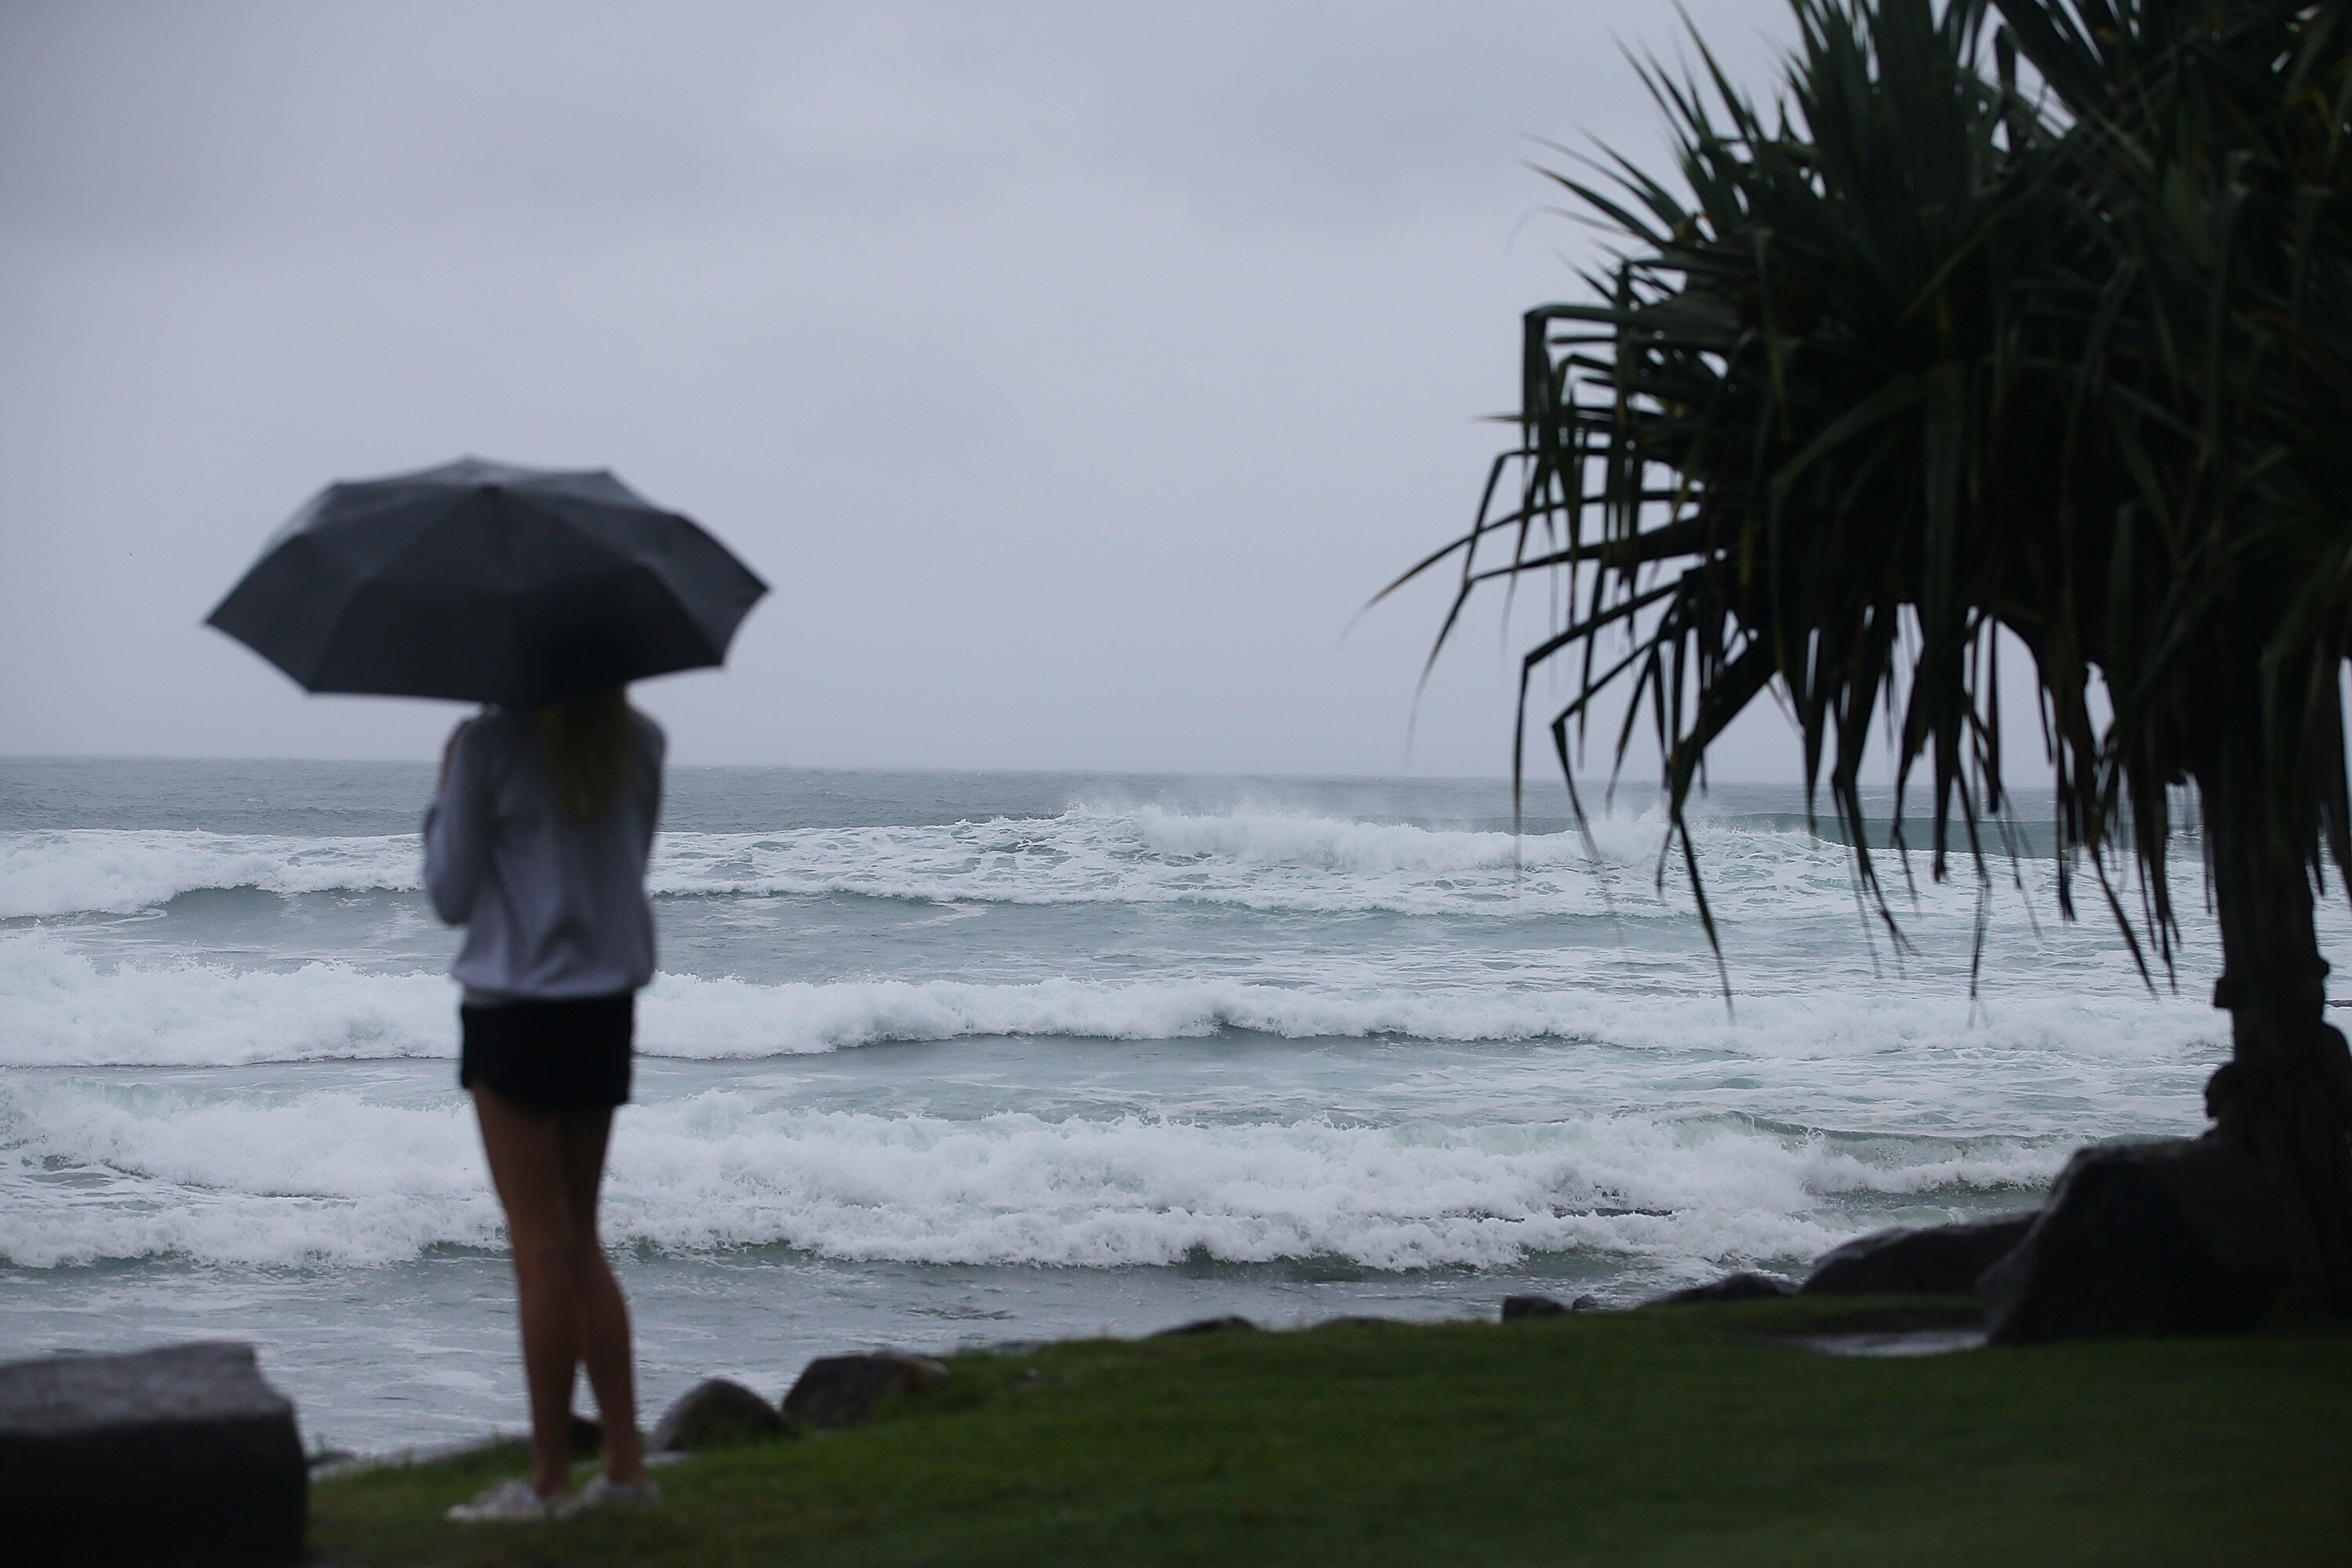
[0,1071,2069,1273]
[0,929,2220,1072]
[4,805,2015,922]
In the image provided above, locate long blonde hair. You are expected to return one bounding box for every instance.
[536,687,632,821]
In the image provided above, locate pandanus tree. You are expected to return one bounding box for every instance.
[1399,0,2352,1306]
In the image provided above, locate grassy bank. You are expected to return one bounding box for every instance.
[310,1299,2350,1566]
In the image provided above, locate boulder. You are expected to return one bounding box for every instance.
[1980,1138,2291,1344]
[1501,1294,1569,1321]
[0,1341,306,1565]
[1644,1272,1795,1307]
[650,1377,786,1453]
[781,1355,950,1432]
[1800,1212,2038,1297]
[1151,1316,1257,1337]
[569,1410,604,1459]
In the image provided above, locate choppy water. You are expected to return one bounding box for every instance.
[0,755,2285,1454]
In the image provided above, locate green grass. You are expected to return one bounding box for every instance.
[310,1300,2352,1566]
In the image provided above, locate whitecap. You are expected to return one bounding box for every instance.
[0,1074,2067,1273]
[0,929,2224,1076]
[0,807,1987,922]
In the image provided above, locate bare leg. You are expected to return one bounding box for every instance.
[472,1085,644,1496]
[554,1105,645,1486]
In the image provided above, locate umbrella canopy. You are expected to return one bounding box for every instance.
[206,457,767,709]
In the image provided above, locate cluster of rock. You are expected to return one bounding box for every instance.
[1503,1135,2293,1341]
[646,1352,952,1454]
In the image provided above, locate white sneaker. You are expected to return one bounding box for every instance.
[445,1477,556,1523]
[558,1474,663,1516]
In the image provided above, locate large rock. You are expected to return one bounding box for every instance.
[1980,1138,2291,1344]
[1800,1212,2038,1297]
[780,1355,950,1432]
[650,1377,786,1452]
[1151,1316,1257,1337]
[1644,1272,1795,1306]
[0,1341,306,1564]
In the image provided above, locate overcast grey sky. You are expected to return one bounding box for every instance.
[1,1,1819,777]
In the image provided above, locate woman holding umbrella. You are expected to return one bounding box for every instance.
[426,686,665,1521]
[207,459,765,1519]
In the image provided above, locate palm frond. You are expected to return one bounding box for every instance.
[1407,0,2352,991]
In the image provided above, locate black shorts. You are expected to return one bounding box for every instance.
[459,992,635,1109]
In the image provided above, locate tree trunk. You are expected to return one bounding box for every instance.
[2196,761,2352,1312]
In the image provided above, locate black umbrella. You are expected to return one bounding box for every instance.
[206,457,767,709]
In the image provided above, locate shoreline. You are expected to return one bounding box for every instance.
[297,1292,1994,1479]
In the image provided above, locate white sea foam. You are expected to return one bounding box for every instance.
[0,1080,501,1269]
[0,1072,2067,1272]
[645,805,1868,920]
[1,830,422,918]
[0,935,456,1067]
[0,930,2221,1076]
[2,807,1984,922]
[594,1099,2051,1272]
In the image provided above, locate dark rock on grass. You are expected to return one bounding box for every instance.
[1980,1137,2290,1345]
[1152,1316,1258,1337]
[1644,1272,1796,1307]
[1572,1294,1601,1312]
[1310,1316,1399,1330]
[782,1355,951,1432]
[1801,1212,2038,1298]
[569,1410,604,1459]
[0,1341,306,1565]
[651,1377,787,1453]
[1502,1294,1569,1321]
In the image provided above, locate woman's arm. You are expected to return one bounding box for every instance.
[422,717,493,924]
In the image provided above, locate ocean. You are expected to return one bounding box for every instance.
[0,754,2285,1456]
